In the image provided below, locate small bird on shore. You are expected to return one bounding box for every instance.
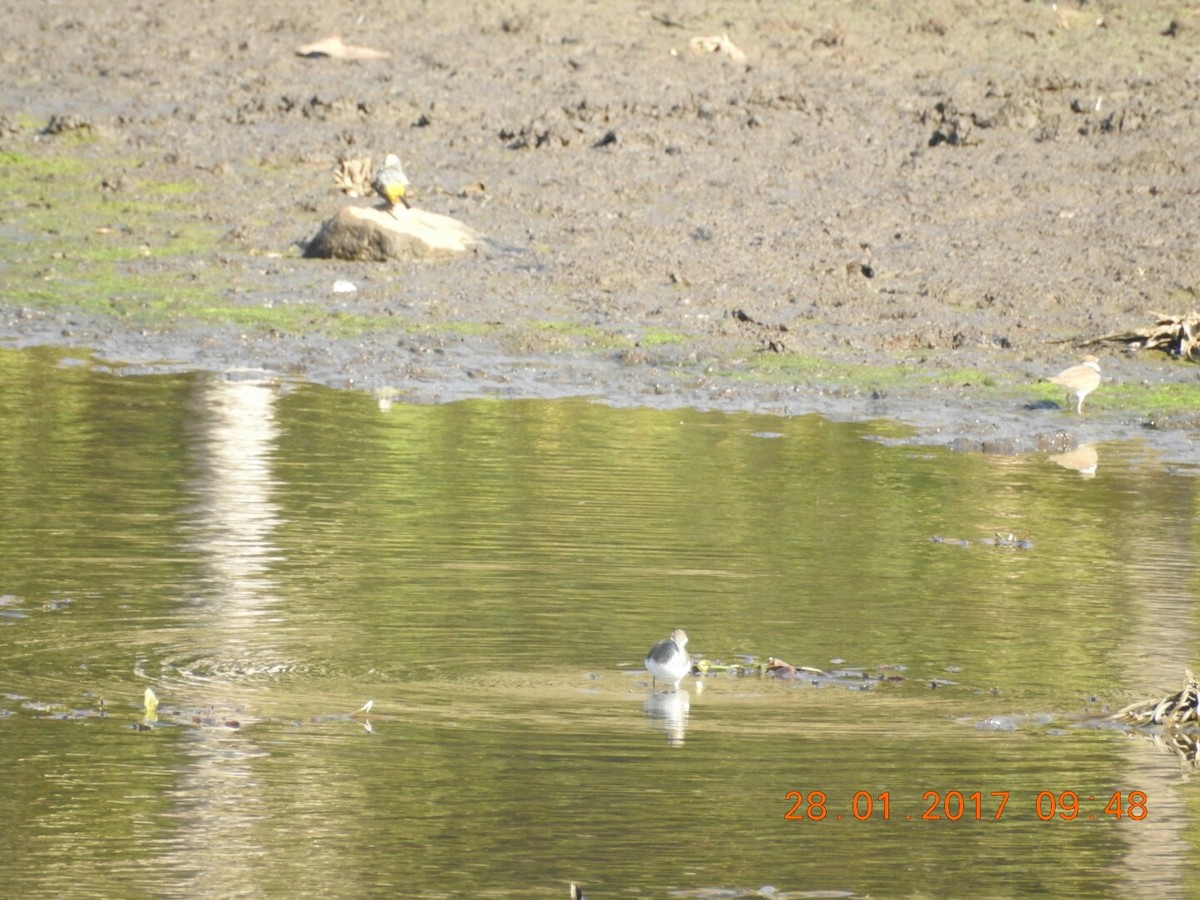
[570,883,585,900]
[371,153,411,211]
[1047,355,1102,413]
[645,629,691,690]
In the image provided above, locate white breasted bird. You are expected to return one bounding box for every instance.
[1048,355,1102,414]
[371,153,411,211]
[645,628,691,690]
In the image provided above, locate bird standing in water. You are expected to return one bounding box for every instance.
[1047,355,1102,414]
[645,629,691,690]
[371,153,411,211]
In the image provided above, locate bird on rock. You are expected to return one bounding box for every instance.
[371,153,412,211]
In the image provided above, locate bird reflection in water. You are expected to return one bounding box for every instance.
[644,688,690,745]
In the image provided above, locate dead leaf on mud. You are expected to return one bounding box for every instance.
[688,33,747,63]
[1113,669,1200,727]
[766,658,830,678]
[694,657,833,679]
[42,114,93,136]
[296,35,390,60]
[333,156,374,197]
[458,181,488,200]
[729,308,788,353]
[1084,311,1200,362]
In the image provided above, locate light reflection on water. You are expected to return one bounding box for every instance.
[0,346,1199,897]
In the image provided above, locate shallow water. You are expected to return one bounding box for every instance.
[1,345,1199,898]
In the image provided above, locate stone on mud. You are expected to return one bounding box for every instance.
[304,205,480,262]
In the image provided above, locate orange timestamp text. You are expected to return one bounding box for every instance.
[784,789,1147,822]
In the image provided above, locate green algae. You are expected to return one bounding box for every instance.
[0,144,396,340]
[0,145,226,325]
[638,327,688,347]
[747,348,1200,416]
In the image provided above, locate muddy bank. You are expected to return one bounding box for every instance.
[2,0,1198,460]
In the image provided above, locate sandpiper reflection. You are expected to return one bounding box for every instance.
[644,688,690,745]
[1050,443,1099,479]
